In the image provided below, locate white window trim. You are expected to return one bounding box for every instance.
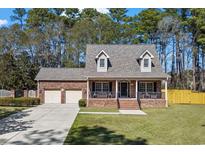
[99,58,105,67]
[144,58,149,67]
[97,53,108,72]
[141,54,152,72]
[95,82,109,92]
[139,82,154,92]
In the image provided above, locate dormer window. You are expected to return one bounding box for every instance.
[96,50,110,72]
[100,59,105,67]
[144,59,149,67]
[139,50,154,72]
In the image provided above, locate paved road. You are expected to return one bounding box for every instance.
[0,104,79,145]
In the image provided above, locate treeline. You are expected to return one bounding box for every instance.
[0,8,205,91]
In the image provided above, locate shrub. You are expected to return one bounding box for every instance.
[0,97,40,107]
[79,99,86,107]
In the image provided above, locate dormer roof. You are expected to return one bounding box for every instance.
[139,50,154,59]
[95,50,110,59]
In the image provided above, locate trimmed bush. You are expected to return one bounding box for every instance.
[79,99,86,107]
[0,97,40,107]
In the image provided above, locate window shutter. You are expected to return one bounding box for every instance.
[109,82,112,92]
[154,82,157,92]
[92,82,95,91]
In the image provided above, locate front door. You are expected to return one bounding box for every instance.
[121,82,128,97]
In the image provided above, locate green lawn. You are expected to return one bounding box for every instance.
[80,107,118,112]
[65,104,205,145]
[0,106,28,120]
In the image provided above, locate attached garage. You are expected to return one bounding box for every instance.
[44,90,61,104]
[66,90,82,104]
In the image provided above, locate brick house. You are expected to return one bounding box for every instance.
[35,44,170,109]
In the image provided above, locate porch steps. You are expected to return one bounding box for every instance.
[118,99,140,110]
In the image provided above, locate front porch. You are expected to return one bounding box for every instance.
[86,79,168,109]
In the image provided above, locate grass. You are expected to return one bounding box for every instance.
[0,106,28,120]
[65,104,205,145]
[80,107,118,112]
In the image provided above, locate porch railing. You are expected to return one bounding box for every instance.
[90,91,116,98]
[138,92,165,99]
[89,91,165,99]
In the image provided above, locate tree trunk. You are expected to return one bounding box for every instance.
[162,42,167,73]
[192,45,197,91]
[171,37,175,84]
[176,34,180,76]
[201,51,204,91]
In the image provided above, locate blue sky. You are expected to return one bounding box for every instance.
[0,8,144,27]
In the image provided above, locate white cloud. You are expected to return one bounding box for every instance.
[79,8,109,14]
[0,19,8,27]
[60,8,109,18]
[96,8,109,14]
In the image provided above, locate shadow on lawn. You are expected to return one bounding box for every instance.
[65,126,148,145]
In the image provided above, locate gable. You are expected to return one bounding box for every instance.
[95,50,110,59]
[139,50,154,59]
[96,50,109,72]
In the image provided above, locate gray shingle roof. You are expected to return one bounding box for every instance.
[35,44,170,81]
[85,44,169,79]
[35,68,86,81]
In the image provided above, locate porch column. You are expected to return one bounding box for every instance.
[87,80,89,107]
[115,80,118,99]
[165,79,168,107]
[136,80,138,99]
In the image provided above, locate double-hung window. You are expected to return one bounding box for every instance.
[139,82,154,92]
[144,58,149,67]
[95,82,109,92]
[139,82,146,92]
[95,83,102,92]
[100,59,105,67]
[147,82,154,92]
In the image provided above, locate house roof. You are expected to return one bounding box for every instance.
[35,44,170,81]
[35,68,86,81]
[85,44,169,79]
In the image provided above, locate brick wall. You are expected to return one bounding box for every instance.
[118,99,139,109]
[88,98,165,109]
[39,81,87,104]
[139,99,166,108]
[38,80,166,109]
[88,99,118,108]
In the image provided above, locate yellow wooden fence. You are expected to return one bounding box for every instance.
[167,89,205,104]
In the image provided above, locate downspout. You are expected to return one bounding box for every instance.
[165,77,168,107]
[37,80,40,98]
[86,77,89,107]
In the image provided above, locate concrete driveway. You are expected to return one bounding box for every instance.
[0,103,79,145]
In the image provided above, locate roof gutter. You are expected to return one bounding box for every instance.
[86,76,169,80]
